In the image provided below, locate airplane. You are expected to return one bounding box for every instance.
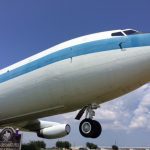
[0,29,150,139]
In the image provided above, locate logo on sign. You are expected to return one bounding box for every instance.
[0,127,22,150]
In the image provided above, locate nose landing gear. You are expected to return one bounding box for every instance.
[75,103,102,138]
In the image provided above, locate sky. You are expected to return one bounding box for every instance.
[0,0,150,148]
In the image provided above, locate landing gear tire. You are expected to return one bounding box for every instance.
[91,120,102,138]
[79,119,92,138]
[79,119,102,138]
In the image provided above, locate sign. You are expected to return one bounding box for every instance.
[0,127,22,150]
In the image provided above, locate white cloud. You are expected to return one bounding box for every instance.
[129,86,150,130]
[129,116,147,129]
[101,83,150,131]
[96,109,117,120]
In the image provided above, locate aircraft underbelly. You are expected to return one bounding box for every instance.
[0,46,150,124]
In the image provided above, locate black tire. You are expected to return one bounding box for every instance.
[79,118,93,138]
[79,119,102,138]
[90,120,102,138]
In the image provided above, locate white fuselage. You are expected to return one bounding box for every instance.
[0,30,150,125]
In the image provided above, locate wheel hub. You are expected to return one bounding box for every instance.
[81,122,91,134]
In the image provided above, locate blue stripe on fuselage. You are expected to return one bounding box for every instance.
[0,33,150,83]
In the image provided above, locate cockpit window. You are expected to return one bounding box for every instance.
[111,32,124,36]
[123,30,139,35]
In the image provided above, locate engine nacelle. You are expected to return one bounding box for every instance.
[37,124,70,139]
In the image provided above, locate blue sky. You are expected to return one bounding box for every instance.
[0,0,150,148]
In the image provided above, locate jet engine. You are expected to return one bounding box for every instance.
[37,124,70,139]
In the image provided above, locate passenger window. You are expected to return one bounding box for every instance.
[111,32,124,36]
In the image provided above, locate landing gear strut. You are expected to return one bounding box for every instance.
[75,103,102,138]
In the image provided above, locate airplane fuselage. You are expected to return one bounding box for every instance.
[0,30,150,125]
